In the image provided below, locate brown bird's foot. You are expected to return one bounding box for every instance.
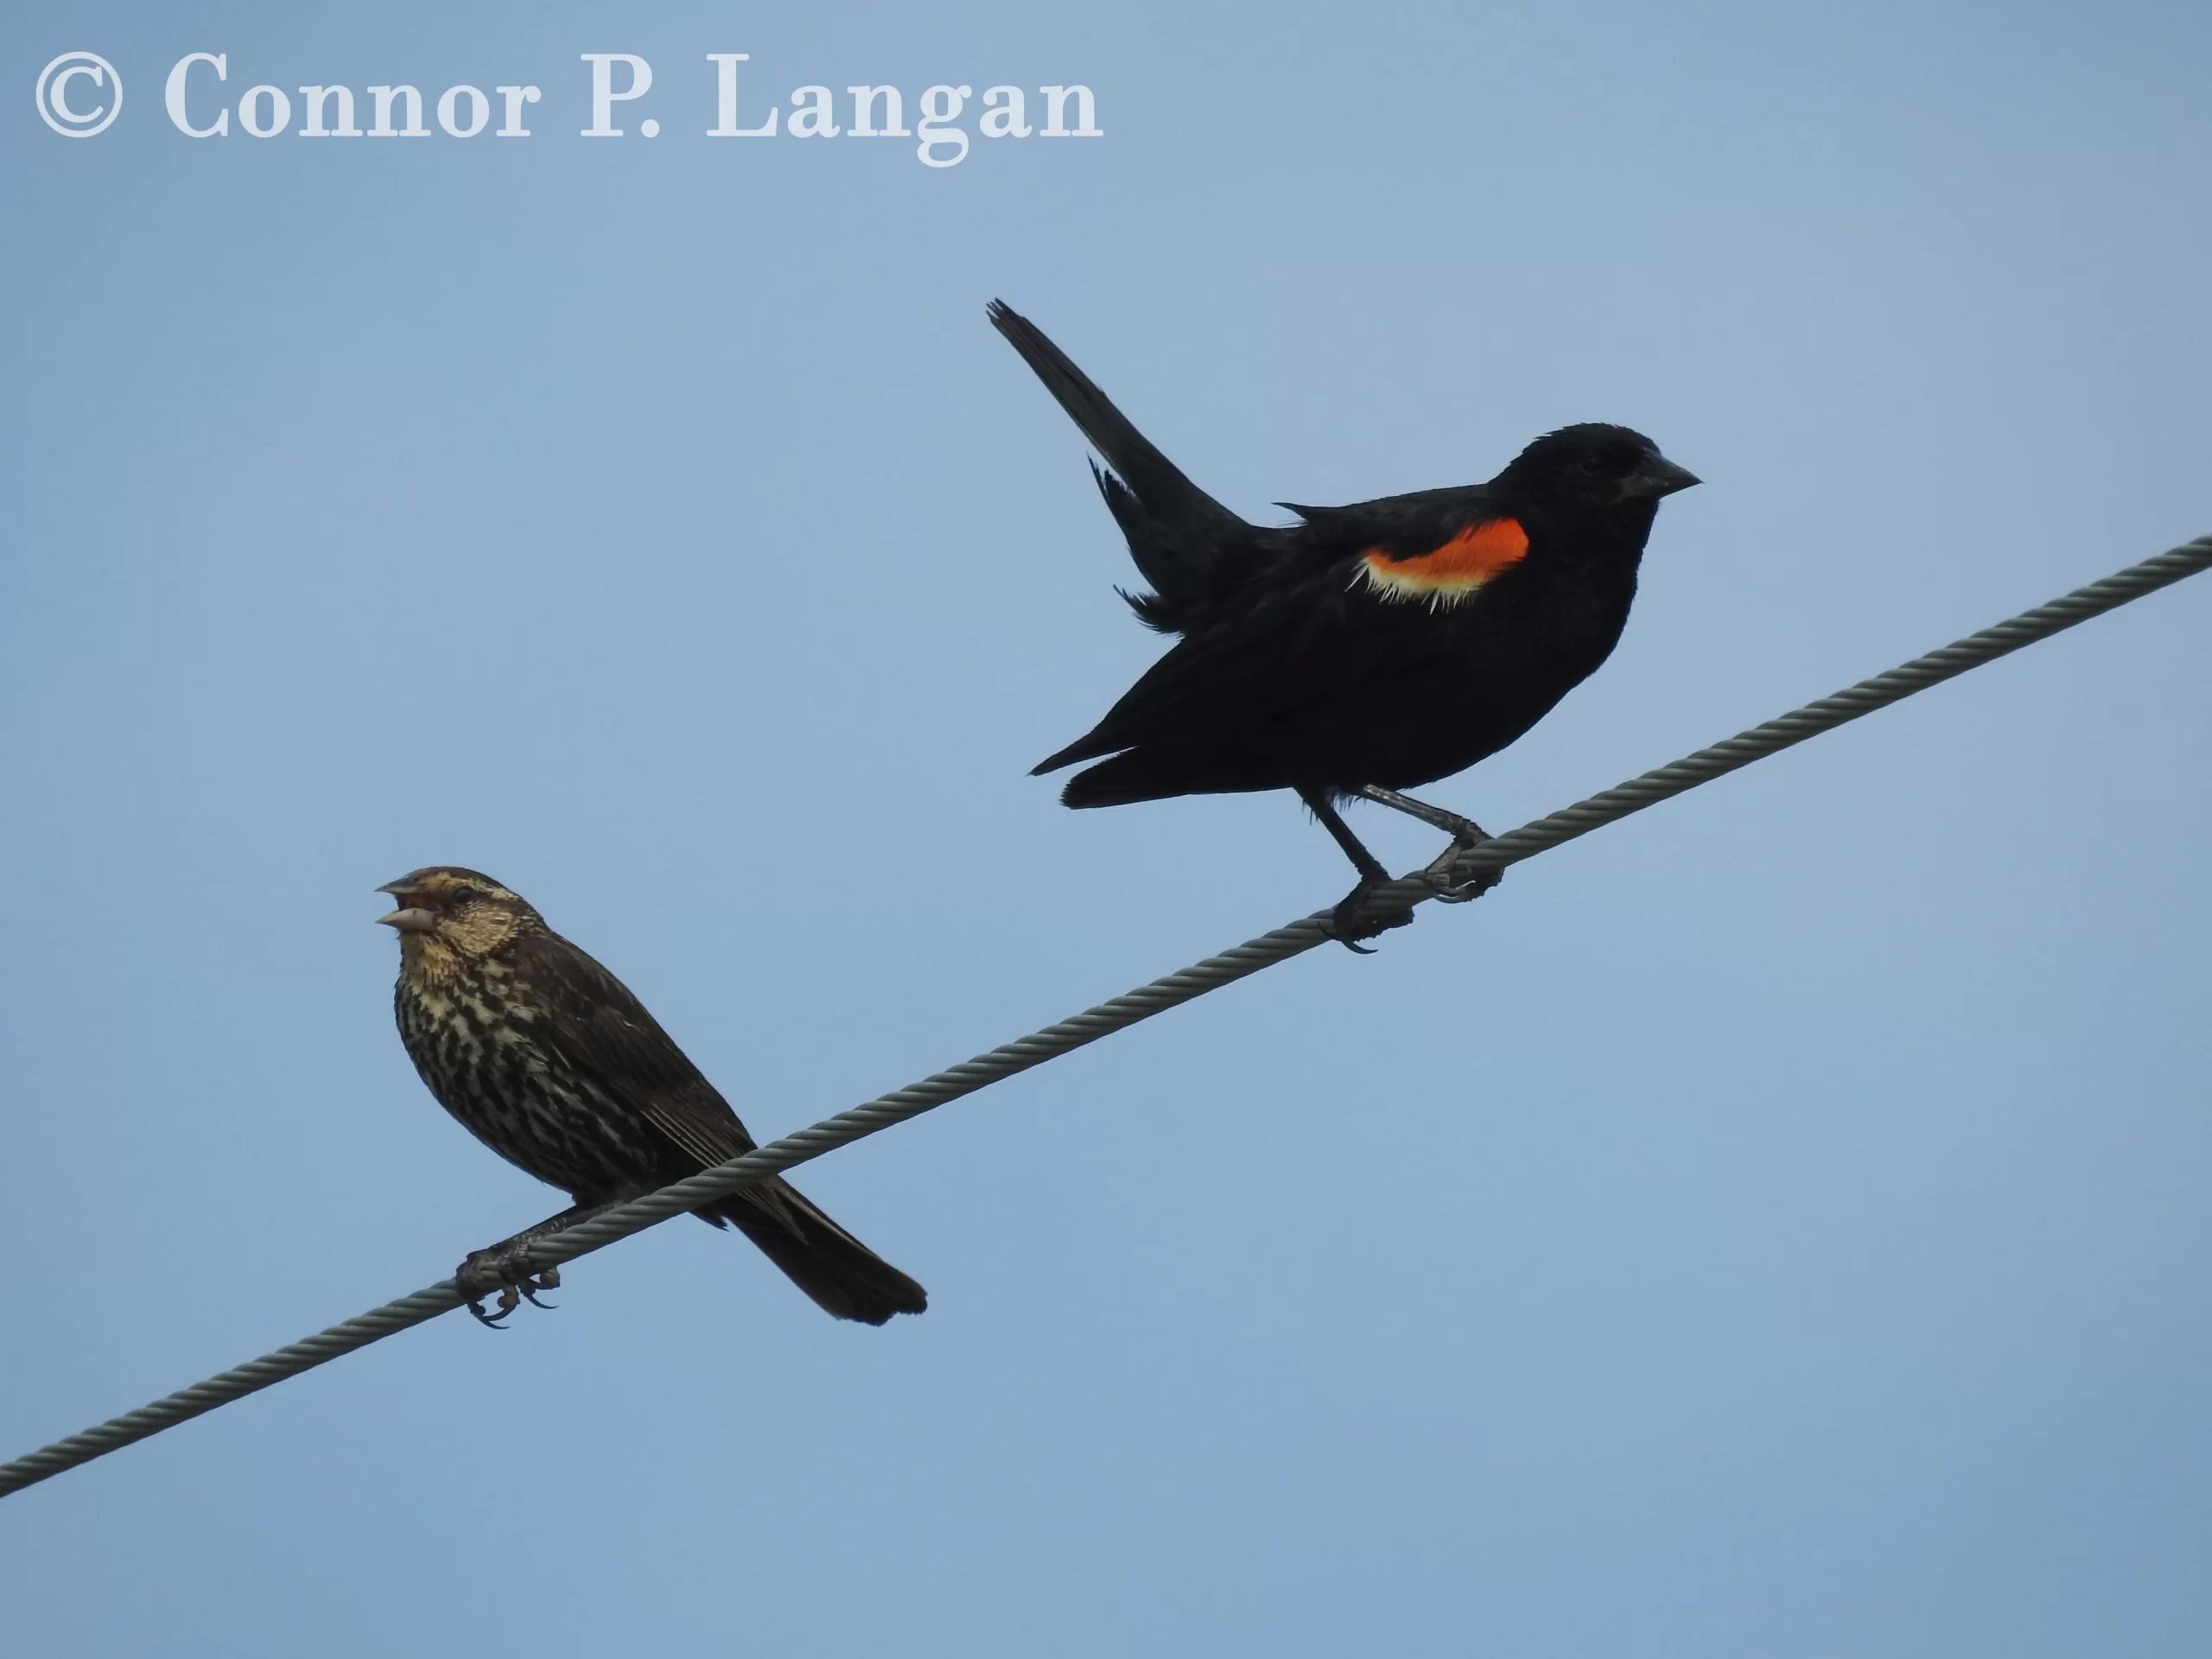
[454,1245,562,1328]
[1422,832,1502,905]
[1328,878,1417,954]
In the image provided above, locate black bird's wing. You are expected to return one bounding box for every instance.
[989,300,1262,629]
[1036,486,1515,772]
[1034,563,1363,770]
[1275,485,1505,551]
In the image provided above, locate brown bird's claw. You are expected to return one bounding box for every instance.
[1423,836,1502,905]
[1328,880,1415,953]
[455,1244,560,1328]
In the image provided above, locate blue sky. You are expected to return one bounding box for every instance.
[5,3,2210,1654]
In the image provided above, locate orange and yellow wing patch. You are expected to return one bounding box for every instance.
[1355,517,1529,610]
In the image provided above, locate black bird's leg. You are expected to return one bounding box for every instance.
[1353,785,1503,904]
[1297,786,1414,952]
[455,1201,611,1326]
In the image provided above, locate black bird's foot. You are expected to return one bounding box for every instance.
[1423,833,1503,905]
[1345,788,1502,909]
[1328,879,1416,953]
[455,1244,562,1327]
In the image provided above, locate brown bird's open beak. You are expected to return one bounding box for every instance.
[376,880,437,934]
[1629,455,1700,500]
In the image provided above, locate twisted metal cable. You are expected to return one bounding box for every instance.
[4,534,2207,1500]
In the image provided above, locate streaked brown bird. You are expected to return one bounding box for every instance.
[377,867,927,1326]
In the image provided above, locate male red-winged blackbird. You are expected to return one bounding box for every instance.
[377,867,926,1326]
[990,301,1699,948]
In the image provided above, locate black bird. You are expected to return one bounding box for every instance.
[378,867,927,1325]
[990,301,1698,946]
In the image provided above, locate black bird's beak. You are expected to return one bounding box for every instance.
[1628,455,1700,500]
[376,880,436,934]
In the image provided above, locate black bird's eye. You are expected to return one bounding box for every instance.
[1579,446,1642,480]
[446,884,480,905]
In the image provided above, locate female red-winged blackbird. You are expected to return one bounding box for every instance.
[991,302,1699,948]
[378,867,926,1326]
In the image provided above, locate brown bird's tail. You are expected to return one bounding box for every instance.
[704,1179,927,1325]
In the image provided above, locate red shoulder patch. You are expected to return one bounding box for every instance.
[1356,517,1529,608]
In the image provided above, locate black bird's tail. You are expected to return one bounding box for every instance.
[707,1179,927,1325]
[988,300,1249,620]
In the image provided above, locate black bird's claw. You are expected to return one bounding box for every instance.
[1328,830,1502,950]
[1423,836,1503,905]
[455,1245,562,1328]
[1328,880,1415,953]
[461,1282,513,1328]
